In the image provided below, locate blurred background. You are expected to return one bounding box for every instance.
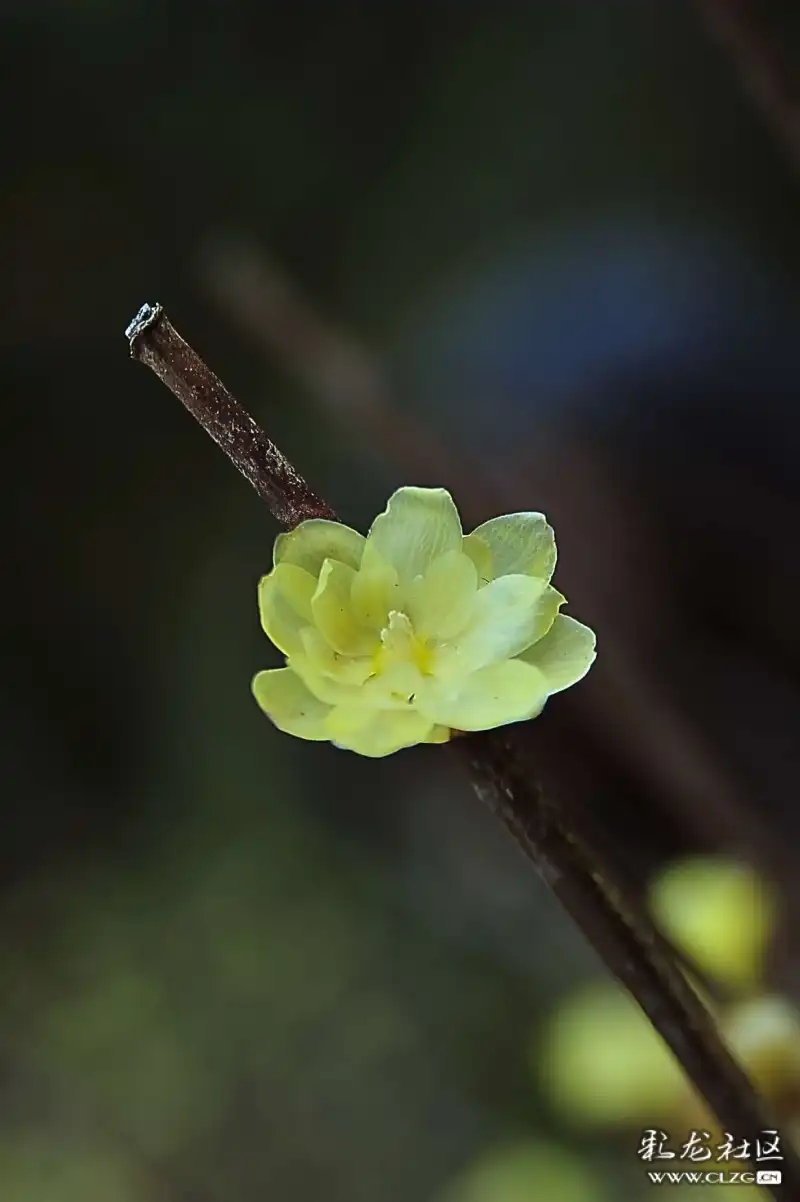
[4,1,800,1198]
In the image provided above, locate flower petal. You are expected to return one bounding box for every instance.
[362,486,462,584]
[417,659,548,731]
[252,668,331,740]
[461,533,493,584]
[468,512,556,582]
[406,549,478,640]
[294,627,421,710]
[441,576,564,674]
[350,557,402,629]
[424,724,452,745]
[322,704,373,741]
[285,626,374,707]
[370,612,429,702]
[325,706,437,757]
[289,650,364,706]
[274,519,365,576]
[257,563,317,657]
[300,627,374,687]
[517,614,596,693]
[311,558,379,656]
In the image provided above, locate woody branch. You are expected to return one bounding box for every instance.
[126,302,799,1200]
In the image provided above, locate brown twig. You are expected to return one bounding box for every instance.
[197,238,486,511]
[125,303,336,527]
[198,239,800,936]
[697,0,800,172]
[127,304,800,1195]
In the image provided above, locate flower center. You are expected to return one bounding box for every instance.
[372,610,434,686]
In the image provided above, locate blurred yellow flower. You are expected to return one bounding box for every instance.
[650,858,775,992]
[252,486,596,756]
[539,857,799,1138]
[541,981,800,1133]
[539,980,687,1127]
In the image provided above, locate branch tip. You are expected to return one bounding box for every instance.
[125,302,164,354]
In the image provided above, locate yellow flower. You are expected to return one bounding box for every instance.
[649,858,775,993]
[252,486,596,757]
[541,981,800,1134]
[681,995,800,1127]
[539,856,800,1137]
[539,980,688,1127]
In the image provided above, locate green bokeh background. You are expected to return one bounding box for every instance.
[3,2,800,1199]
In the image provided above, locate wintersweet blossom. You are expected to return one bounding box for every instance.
[252,486,596,757]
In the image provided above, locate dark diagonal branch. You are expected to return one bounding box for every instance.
[697,0,800,172]
[198,240,800,936]
[198,239,484,505]
[125,304,336,527]
[127,304,799,1200]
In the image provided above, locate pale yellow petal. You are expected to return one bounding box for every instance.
[371,612,429,703]
[377,609,416,660]
[424,724,452,745]
[406,549,478,640]
[417,659,548,731]
[375,661,425,705]
[252,668,331,740]
[274,518,365,576]
[350,558,402,629]
[295,627,420,710]
[311,558,379,657]
[461,532,493,584]
[362,486,462,584]
[468,512,556,582]
[326,706,437,757]
[323,704,373,741]
[257,563,317,657]
[441,576,564,674]
[517,614,596,693]
[289,645,368,706]
[300,626,374,686]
